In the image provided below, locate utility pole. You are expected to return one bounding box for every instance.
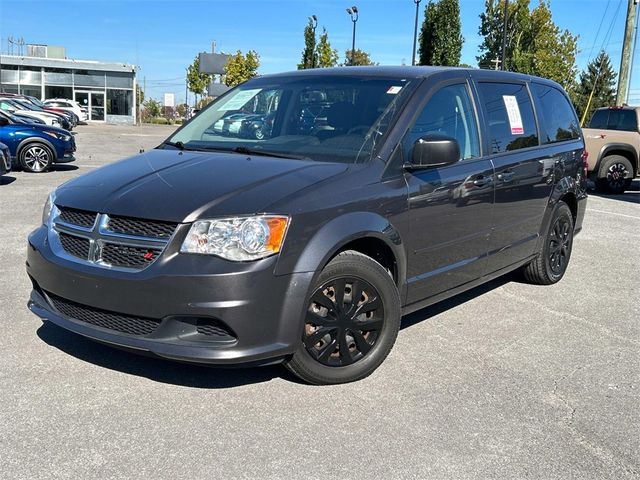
[491,57,502,70]
[616,0,638,105]
[501,0,509,71]
[412,0,422,66]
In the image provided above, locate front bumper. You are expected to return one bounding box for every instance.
[26,226,313,366]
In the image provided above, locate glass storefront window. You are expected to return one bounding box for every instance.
[45,86,73,100]
[20,86,43,99]
[106,72,134,89]
[1,84,19,94]
[0,65,19,84]
[74,70,105,87]
[107,89,133,116]
[45,68,73,86]
[19,67,42,85]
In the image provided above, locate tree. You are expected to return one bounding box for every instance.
[316,28,339,68]
[224,50,260,87]
[510,1,578,89]
[187,56,212,102]
[344,48,376,66]
[573,50,617,122]
[477,0,530,70]
[477,0,578,91]
[298,18,318,69]
[142,98,162,118]
[418,0,464,66]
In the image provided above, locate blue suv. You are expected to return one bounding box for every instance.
[0,110,75,173]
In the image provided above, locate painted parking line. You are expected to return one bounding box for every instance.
[588,208,640,220]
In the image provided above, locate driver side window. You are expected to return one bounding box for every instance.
[408,83,480,160]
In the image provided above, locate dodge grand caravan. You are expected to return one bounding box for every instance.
[27,67,587,384]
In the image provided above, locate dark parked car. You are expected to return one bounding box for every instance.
[26,67,587,384]
[0,141,11,177]
[0,110,76,172]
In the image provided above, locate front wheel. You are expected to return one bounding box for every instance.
[19,143,53,173]
[284,250,401,385]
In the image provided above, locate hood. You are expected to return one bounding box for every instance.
[55,149,348,222]
[16,123,70,136]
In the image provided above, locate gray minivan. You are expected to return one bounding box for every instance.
[27,67,587,384]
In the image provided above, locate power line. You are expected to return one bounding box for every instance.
[580,0,625,125]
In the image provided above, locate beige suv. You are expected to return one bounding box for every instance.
[582,106,639,194]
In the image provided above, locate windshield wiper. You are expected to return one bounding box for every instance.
[229,146,310,160]
[161,140,196,151]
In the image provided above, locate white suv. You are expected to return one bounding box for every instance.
[44,99,88,122]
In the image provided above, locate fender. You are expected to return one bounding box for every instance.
[534,174,583,251]
[275,211,408,296]
[16,136,58,162]
[595,143,638,175]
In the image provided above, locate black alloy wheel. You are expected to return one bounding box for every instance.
[547,215,571,276]
[522,201,574,285]
[304,277,383,367]
[605,162,629,193]
[597,155,633,194]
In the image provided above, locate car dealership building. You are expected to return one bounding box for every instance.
[0,45,137,124]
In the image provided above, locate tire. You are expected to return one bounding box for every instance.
[19,143,53,173]
[596,155,633,194]
[522,201,574,285]
[284,250,401,385]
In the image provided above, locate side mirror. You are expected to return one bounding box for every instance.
[408,134,460,169]
[0,117,9,127]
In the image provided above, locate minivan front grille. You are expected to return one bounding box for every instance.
[46,291,161,336]
[58,232,91,260]
[107,215,177,239]
[101,243,162,269]
[52,208,176,271]
[58,207,97,228]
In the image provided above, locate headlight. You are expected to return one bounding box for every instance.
[42,191,56,226]
[44,131,71,142]
[180,215,289,261]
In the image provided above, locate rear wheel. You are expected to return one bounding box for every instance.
[19,143,53,173]
[285,250,401,385]
[596,155,633,194]
[522,201,574,285]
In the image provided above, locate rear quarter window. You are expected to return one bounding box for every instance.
[477,82,539,154]
[531,84,580,143]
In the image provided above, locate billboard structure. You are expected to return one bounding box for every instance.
[198,51,232,98]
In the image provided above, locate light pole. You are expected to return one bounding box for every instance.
[346,6,359,65]
[311,15,318,68]
[412,0,421,66]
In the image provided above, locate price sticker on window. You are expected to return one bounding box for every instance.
[502,95,524,135]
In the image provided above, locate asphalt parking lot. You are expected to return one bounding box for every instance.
[0,124,638,479]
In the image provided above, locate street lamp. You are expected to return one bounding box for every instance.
[311,15,318,68]
[412,0,421,66]
[346,6,359,66]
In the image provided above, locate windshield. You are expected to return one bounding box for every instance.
[0,109,24,123]
[167,75,416,163]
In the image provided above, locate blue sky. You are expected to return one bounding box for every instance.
[1,0,638,103]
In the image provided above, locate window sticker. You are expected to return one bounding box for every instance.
[502,95,524,135]
[386,86,402,94]
[218,89,261,111]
